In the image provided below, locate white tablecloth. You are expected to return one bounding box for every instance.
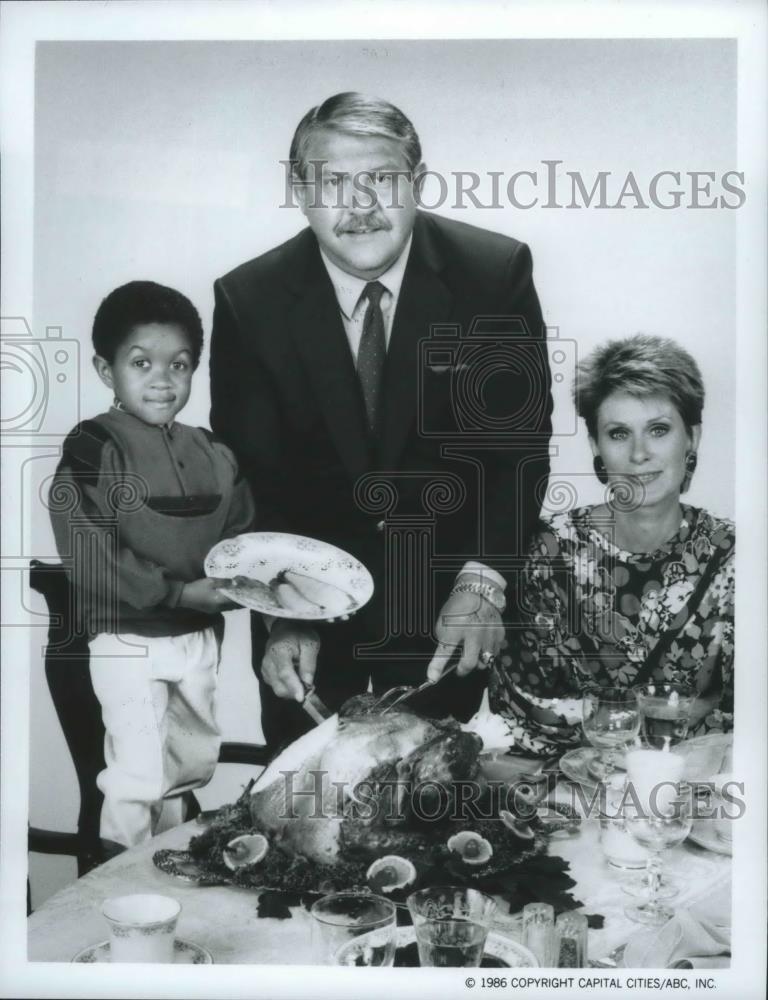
[28,790,731,965]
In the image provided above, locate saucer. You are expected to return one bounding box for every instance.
[72,938,213,964]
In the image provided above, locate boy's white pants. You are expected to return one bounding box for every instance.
[89,628,222,848]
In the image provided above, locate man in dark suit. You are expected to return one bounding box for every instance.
[210,93,552,747]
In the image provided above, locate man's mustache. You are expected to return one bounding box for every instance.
[334,215,392,235]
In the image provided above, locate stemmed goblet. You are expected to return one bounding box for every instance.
[582,685,641,778]
[634,682,695,749]
[623,783,693,925]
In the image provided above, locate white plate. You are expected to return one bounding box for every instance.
[687,820,732,856]
[559,747,601,789]
[391,926,539,968]
[672,734,732,781]
[205,532,374,620]
[72,938,213,964]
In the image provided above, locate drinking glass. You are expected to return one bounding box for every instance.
[624,784,693,925]
[582,686,641,775]
[406,886,496,967]
[310,891,397,966]
[598,773,650,870]
[635,683,695,749]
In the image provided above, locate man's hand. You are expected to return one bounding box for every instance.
[178,578,239,613]
[261,620,321,701]
[426,590,504,682]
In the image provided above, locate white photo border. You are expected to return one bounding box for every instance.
[1,2,765,999]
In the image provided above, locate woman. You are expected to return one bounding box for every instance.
[489,334,734,755]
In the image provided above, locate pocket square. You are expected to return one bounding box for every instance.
[426,362,472,375]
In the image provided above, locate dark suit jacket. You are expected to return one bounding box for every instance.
[210,211,552,735]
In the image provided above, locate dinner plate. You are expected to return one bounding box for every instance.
[559,747,601,789]
[205,532,374,620]
[72,938,213,964]
[687,820,732,856]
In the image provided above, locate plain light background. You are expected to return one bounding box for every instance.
[26,38,737,905]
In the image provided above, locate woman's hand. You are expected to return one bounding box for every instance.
[178,577,239,613]
[426,590,504,682]
[261,620,321,701]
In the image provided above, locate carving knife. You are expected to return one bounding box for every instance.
[300,682,332,725]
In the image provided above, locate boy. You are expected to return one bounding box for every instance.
[50,280,255,850]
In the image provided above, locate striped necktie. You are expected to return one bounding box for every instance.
[357,280,387,431]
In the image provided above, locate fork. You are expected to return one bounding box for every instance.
[373,662,460,714]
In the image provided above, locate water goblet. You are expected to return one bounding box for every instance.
[623,783,693,926]
[310,891,397,966]
[635,682,695,749]
[406,886,496,967]
[582,685,641,777]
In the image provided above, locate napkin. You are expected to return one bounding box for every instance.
[623,910,730,969]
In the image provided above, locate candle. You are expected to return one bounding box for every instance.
[626,747,684,815]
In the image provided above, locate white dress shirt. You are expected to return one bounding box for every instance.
[318,235,412,361]
[318,239,506,595]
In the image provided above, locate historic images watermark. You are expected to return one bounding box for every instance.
[277,770,746,825]
[280,161,747,212]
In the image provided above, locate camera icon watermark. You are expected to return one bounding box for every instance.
[418,318,577,441]
[1,316,80,437]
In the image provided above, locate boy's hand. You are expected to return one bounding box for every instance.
[179,577,239,613]
[261,620,321,701]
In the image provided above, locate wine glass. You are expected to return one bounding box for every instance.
[582,686,641,777]
[310,891,397,966]
[623,784,693,925]
[635,682,695,749]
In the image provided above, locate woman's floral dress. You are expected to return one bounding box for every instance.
[489,505,734,755]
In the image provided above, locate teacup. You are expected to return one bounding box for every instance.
[102,893,181,963]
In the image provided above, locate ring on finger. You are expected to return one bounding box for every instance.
[478,650,496,667]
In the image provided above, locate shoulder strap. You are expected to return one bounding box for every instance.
[631,542,731,688]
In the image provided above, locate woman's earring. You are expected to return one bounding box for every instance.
[681,451,698,493]
[593,455,609,484]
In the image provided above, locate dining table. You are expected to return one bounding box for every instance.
[27,762,732,967]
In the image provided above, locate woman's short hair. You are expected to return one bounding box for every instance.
[289,92,422,181]
[574,334,705,438]
[92,280,204,368]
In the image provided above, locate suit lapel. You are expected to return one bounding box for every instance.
[287,243,372,483]
[379,216,454,468]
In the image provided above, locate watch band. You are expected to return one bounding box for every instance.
[450,581,506,612]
